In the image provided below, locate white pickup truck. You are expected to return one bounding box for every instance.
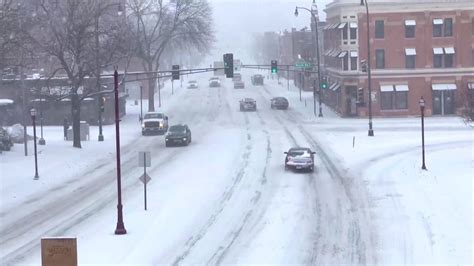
[141,112,169,135]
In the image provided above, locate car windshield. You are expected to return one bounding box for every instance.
[144,113,163,119]
[288,149,310,157]
[189,81,197,84]
[169,125,186,132]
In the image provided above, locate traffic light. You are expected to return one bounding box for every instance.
[357,88,364,104]
[223,53,234,78]
[360,59,367,72]
[320,76,328,90]
[99,96,106,112]
[172,65,180,80]
[271,60,278,74]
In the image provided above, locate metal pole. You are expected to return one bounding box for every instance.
[140,86,143,122]
[143,153,147,211]
[421,103,427,170]
[96,15,104,142]
[114,69,127,235]
[287,65,290,90]
[38,95,45,145]
[19,17,28,156]
[32,115,39,180]
[312,14,323,117]
[172,80,174,95]
[364,0,374,136]
[300,72,302,101]
[158,74,162,108]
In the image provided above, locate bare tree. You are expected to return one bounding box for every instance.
[29,0,129,148]
[128,0,214,111]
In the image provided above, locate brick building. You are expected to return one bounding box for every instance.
[323,0,474,117]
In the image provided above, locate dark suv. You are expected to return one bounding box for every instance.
[165,124,192,147]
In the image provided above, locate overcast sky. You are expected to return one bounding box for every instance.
[206,0,332,64]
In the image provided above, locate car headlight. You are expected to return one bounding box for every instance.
[141,124,145,128]
[183,137,187,141]
[165,138,169,141]
[159,122,163,127]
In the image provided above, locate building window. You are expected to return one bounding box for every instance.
[405,48,416,69]
[405,20,415,38]
[375,49,385,69]
[433,47,443,68]
[444,18,453,37]
[342,24,348,40]
[444,47,455,68]
[375,20,384,39]
[405,55,415,69]
[343,53,349,71]
[472,17,474,36]
[433,18,443,37]
[380,86,408,110]
[472,49,474,66]
[350,51,358,70]
[350,27,357,40]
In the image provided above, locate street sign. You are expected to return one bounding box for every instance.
[294,61,312,69]
[41,237,77,266]
[233,59,241,72]
[139,173,151,184]
[213,61,225,76]
[138,152,151,167]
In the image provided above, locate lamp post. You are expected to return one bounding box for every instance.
[38,95,46,145]
[113,69,127,235]
[139,85,143,122]
[360,0,374,136]
[295,2,323,118]
[30,108,39,180]
[420,97,427,170]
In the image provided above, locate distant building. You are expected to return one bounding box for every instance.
[323,0,474,117]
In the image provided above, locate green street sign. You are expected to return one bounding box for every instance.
[294,61,312,69]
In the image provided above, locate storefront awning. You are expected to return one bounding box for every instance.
[444,47,455,54]
[350,51,358,57]
[433,48,443,55]
[380,85,394,92]
[338,51,347,58]
[405,48,416,55]
[432,84,456,90]
[468,83,474,89]
[395,85,409,91]
[329,83,340,91]
[350,22,358,28]
[337,22,347,29]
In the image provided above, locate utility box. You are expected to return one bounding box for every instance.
[66,121,90,141]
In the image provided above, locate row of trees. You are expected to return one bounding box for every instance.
[1,0,214,148]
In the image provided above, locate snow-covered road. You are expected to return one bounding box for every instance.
[1,70,472,265]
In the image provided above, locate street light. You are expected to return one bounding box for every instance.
[419,97,427,170]
[30,108,39,180]
[113,69,127,235]
[294,2,323,117]
[361,0,374,136]
[38,96,46,145]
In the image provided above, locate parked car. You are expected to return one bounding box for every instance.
[187,80,198,89]
[233,80,245,89]
[165,124,192,147]
[141,112,169,135]
[209,77,221,87]
[0,127,13,151]
[251,74,264,85]
[271,97,289,109]
[284,147,315,172]
[239,98,257,111]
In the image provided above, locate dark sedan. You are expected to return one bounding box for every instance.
[239,98,257,111]
[165,124,192,147]
[271,97,289,110]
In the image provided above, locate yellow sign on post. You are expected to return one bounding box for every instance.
[41,237,77,266]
